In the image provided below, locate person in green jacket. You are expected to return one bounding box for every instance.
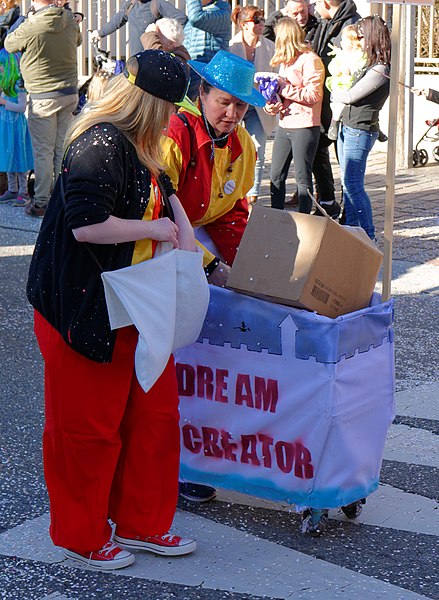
[5,0,81,217]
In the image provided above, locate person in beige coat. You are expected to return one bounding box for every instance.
[229,5,277,205]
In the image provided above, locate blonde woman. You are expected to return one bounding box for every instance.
[229,5,277,205]
[267,17,324,213]
[26,50,200,570]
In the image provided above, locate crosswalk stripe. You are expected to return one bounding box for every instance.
[395,383,439,421]
[384,423,439,467]
[215,483,439,537]
[0,511,434,600]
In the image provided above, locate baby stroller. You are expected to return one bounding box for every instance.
[412,117,439,166]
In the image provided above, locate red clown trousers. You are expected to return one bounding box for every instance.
[34,311,180,553]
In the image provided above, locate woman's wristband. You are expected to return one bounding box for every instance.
[204,257,220,278]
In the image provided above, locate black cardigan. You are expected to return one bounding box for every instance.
[27,123,171,363]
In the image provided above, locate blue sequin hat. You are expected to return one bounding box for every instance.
[188,51,266,108]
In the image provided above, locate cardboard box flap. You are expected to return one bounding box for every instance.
[342,224,382,250]
[227,206,328,302]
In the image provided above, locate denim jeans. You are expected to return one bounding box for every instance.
[312,135,336,202]
[270,125,320,213]
[337,124,378,240]
[243,107,267,198]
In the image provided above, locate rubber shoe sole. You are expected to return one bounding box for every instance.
[64,547,135,570]
[179,482,217,503]
[113,534,197,556]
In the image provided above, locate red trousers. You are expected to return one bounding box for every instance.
[34,312,180,553]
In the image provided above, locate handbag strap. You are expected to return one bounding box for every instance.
[156,172,175,222]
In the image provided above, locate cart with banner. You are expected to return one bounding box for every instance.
[175,286,394,514]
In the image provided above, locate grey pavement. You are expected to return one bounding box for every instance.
[0,144,438,600]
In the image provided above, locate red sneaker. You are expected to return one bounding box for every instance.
[64,540,134,570]
[114,531,196,556]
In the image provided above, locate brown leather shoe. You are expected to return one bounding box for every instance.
[25,202,46,217]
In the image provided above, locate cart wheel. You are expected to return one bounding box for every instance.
[433,146,439,163]
[412,150,419,166]
[419,149,428,166]
[301,509,329,537]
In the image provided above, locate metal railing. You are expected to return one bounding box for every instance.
[415,2,439,73]
[16,0,439,78]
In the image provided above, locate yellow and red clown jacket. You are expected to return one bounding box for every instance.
[162,109,256,267]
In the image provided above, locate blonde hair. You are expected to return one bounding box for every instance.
[65,71,174,177]
[271,17,310,67]
[86,71,112,102]
[341,24,362,50]
[156,17,185,46]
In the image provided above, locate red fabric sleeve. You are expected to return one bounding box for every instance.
[203,196,249,266]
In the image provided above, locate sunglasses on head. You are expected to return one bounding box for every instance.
[243,16,265,25]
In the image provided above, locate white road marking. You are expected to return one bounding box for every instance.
[0,511,434,600]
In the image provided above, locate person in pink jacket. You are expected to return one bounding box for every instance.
[266,17,324,213]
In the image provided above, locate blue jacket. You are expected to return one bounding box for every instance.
[184,0,231,63]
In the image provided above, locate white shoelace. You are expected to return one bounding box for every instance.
[87,540,118,565]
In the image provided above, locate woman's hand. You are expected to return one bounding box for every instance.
[264,100,283,115]
[90,29,100,43]
[146,217,179,248]
[207,261,231,287]
[411,87,427,97]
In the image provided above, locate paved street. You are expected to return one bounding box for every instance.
[0,145,438,600]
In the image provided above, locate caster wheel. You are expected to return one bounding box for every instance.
[341,498,366,519]
[433,146,439,163]
[419,149,428,165]
[302,509,329,537]
[412,150,419,166]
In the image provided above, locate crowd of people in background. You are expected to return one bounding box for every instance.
[0,0,394,239]
[0,0,401,563]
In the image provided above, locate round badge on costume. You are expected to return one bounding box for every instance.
[224,180,236,195]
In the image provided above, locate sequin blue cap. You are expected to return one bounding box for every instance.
[188,51,266,108]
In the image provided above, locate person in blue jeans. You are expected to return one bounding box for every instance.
[229,4,277,206]
[333,15,391,240]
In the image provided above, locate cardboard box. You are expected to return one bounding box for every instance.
[226,206,383,318]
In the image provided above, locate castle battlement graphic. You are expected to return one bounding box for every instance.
[175,286,395,509]
[194,287,393,364]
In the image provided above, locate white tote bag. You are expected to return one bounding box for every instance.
[101,245,210,393]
